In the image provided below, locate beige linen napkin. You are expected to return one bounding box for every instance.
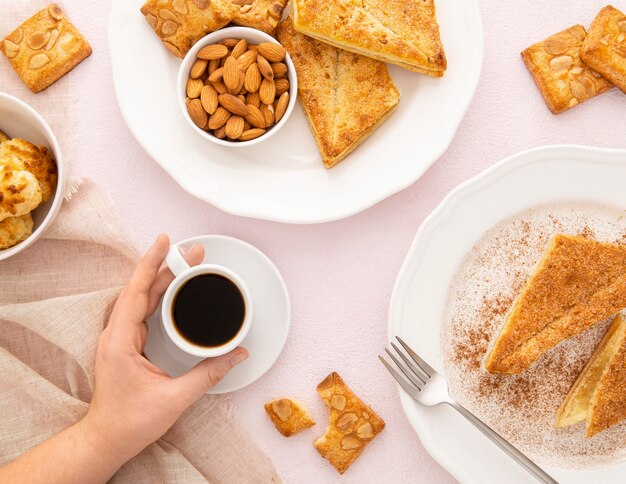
[0,180,280,483]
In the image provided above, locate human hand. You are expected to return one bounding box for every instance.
[82,235,248,464]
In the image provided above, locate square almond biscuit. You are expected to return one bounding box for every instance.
[1,4,92,93]
[313,372,385,474]
[581,5,626,94]
[521,25,612,114]
[264,398,316,437]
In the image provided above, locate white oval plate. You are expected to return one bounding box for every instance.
[388,145,626,483]
[108,0,483,224]
[144,235,290,394]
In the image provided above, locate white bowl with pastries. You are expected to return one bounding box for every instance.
[177,26,298,147]
[0,92,64,260]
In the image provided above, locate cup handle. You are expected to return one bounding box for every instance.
[165,244,191,277]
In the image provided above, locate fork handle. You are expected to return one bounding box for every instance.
[446,401,558,484]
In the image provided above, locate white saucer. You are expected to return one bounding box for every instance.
[144,235,290,393]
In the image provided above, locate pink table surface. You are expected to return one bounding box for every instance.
[5,0,626,482]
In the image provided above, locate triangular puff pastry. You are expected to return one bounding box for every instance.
[276,17,399,168]
[555,314,626,437]
[291,0,447,76]
[485,235,626,374]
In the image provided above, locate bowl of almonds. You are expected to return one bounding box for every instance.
[178,26,297,146]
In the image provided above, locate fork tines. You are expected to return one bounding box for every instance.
[379,336,433,397]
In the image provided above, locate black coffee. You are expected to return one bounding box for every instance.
[172,274,245,347]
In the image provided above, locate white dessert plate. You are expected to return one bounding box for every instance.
[144,235,290,393]
[388,145,626,483]
[108,0,483,224]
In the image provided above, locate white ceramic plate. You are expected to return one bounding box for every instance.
[144,235,290,393]
[108,0,483,224]
[388,146,626,483]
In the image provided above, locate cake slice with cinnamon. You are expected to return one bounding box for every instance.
[485,234,626,374]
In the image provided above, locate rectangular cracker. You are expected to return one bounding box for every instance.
[141,0,237,58]
[521,25,612,114]
[581,5,626,94]
[1,4,92,93]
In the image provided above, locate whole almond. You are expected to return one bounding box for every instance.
[224,56,244,94]
[237,94,246,103]
[209,106,231,130]
[185,97,191,106]
[187,99,208,128]
[274,92,289,123]
[258,42,286,62]
[244,63,262,93]
[259,78,276,105]
[219,93,249,116]
[209,67,224,83]
[244,104,265,128]
[190,59,208,79]
[257,55,274,81]
[212,80,227,94]
[246,91,261,108]
[225,115,245,139]
[220,38,239,49]
[214,126,227,139]
[187,78,204,98]
[201,85,219,114]
[275,78,290,96]
[260,103,275,127]
[237,49,257,71]
[271,62,287,78]
[239,128,266,141]
[208,58,220,75]
[231,38,248,59]
[243,121,252,131]
[198,44,228,60]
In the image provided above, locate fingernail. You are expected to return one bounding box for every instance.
[230,351,248,367]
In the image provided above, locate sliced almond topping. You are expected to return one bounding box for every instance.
[161,20,179,37]
[590,70,602,78]
[271,399,293,422]
[28,31,50,50]
[164,41,182,57]
[268,1,283,19]
[569,66,583,75]
[336,412,358,432]
[3,40,20,59]
[600,35,610,46]
[172,0,189,15]
[146,13,158,30]
[193,0,210,9]
[159,8,180,22]
[13,28,23,44]
[240,4,253,13]
[362,412,370,420]
[568,98,579,108]
[543,38,568,55]
[617,33,625,44]
[356,422,374,439]
[549,55,573,71]
[569,79,588,101]
[619,19,626,32]
[48,4,65,21]
[45,29,60,51]
[579,75,596,96]
[29,53,50,69]
[567,26,586,42]
[341,435,363,450]
[330,394,347,411]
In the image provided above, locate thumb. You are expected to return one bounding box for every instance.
[171,347,249,407]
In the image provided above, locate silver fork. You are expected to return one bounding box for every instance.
[380,336,558,484]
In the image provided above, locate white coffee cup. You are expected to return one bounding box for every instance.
[161,244,253,358]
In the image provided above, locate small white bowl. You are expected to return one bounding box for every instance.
[0,92,65,261]
[177,26,298,147]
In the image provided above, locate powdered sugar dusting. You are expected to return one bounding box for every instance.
[442,203,626,469]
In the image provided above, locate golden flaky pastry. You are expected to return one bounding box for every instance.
[0,138,57,202]
[581,5,626,94]
[264,398,316,437]
[231,0,288,36]
[0,130,9,143]
[556,314,626,437]
[521,25,613,114]
[292,0,446,76]
[141,0,237,58]
[313,373,385,474]
[1,4,92,93]
[0,213,34,250]
[0,168,42,222]
[276,17,399,168]
[485,235,626,374]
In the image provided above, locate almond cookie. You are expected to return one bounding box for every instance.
[581,5,626,94]
[313,372,385,474]
[1,4,92,93]
[264,398,316,437]
[231,0,288,36]
[0,213,34,250]
[0,168,42,222]
[521,25,612,114]
[141,0,237,58]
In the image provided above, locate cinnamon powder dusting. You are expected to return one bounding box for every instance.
[442,203,626,469]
